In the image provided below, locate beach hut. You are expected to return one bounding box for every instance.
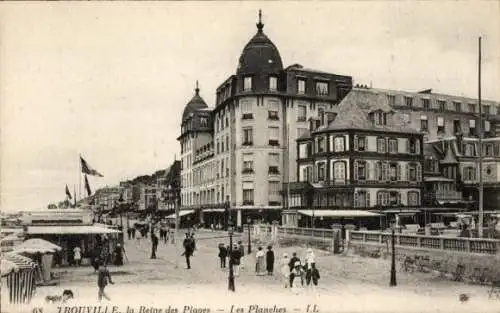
[1,253,38,304]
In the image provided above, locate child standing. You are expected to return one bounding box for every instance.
[306,263,320,291]
[218,243,227,268]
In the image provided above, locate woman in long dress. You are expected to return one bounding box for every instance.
[280,253,290,288]
[255,247,265,276]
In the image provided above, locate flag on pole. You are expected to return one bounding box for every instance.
[84,174,92,196]
[80,156,104,177]
[65,185,72,200]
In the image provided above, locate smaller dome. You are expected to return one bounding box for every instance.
[182,82,208,122]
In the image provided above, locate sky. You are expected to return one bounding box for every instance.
[1,2,499,213]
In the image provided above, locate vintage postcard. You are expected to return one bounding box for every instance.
[1,1,499,313]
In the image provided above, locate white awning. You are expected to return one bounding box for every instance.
[26,225,121,235]
[166,210,195,219]
[380,209,421,214]
[298,210,381,217]
[203,209,225,213]
[424,177,454,182]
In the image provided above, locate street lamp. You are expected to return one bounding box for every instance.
[247,217,252,254]
[228,220,235,292]
[390,219,397,287]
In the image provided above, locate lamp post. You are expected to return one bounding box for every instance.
[390,220,397,287]
[247,217,252,254]
[228,220,235,292]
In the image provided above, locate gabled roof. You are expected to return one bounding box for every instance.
[315,89,421,134]
[440,142,458,164]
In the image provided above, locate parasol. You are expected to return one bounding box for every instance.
[18,238,62,251]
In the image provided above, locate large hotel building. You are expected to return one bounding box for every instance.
[178,12,500,228]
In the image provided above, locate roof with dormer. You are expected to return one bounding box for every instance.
[236,10,283,75]
[182,83,209,122]
[317,88,421,134]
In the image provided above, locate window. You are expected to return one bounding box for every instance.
[453,120,461,134]
[389,163,397,181]
[334,137,345,152]
[316,162,326,181]
[354,191,370,208]
[242,182,254,205]
[373,112,387,126]
[453,101,462,112]
[404,96,413,107]
[318,108,325,125]
[375,162,385,181]
[354,161,367,180]
[299,143,309,159]
[388,139,398,154]
[438,100,446,112]
[315,81,329,96]
[297,105,307,122]
[243,127,253,145]
[241,100,253,119]
[463,166,476,180]
[268,101,279,120]
[268,126,279,146]
[268,153,279,174]
[468,103,476,113]
[243,77,252,92]
[377,138,386,153]
[485,120,491,132]
[297,79,306,94]
[387,95,396,106]
[377,191,390,206]
[216,141,220,154]
[437,116,445,134]
[483,105,490,115]
[407,191,420,206]
[408,138,420,154]
[200,117,208,127]
[485,144,494,157]
[389,192,400,206]
[354,136,367,151]
[317,136,326,153]
[407,163,421,181]
[469,119,476,136]
[226,136,229,150]
[242,153,254,174]
[464,143,475,157]
[221,140,224,153]
[268,181,281,203]
[221,160,224,178]
[421,98,430,109]
[269,76,278,91]
[420,116,428,131]
[301,166,313,182]
[333,162,346,181]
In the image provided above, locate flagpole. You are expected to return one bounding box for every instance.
[79,154,82,201]
[478,36,484,238]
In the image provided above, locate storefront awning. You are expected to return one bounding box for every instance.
[298,210,381,217]
[166,210,195,218]
[26,225,121,235]
[379,209,421,214]
[421,207,465,212]
[203,209,225,213]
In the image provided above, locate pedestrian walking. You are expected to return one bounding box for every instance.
[229,243,242,276]
[97,263,114,301]
[290,261,305,294]
[218,243,227,268]
[288,252,300,273]
[182,233,194,269]
[306,263,320,291]
[131,227,136,239]
[151,233,158,259]
[73,246,82,267]
[114,244,124,266]
[266,246,275,275]
[280,253,290,288]
[255,247,265,276]
[127,227,132,240]
[238,241,245,269]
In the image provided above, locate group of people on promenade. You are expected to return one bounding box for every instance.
[280,248,321,293]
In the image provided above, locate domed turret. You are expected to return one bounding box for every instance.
[182,81,208,122]
[236,10,283,75]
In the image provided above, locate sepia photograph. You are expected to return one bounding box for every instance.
[1,1,499,313]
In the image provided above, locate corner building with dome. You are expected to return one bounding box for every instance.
[177,11,353,228]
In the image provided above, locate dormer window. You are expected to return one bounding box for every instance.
[243,77,252,92]
[200,117,208,127]
[315,81,329,96]
[297,79,306,94]
[373,112,388,126]
[269,76,278,91]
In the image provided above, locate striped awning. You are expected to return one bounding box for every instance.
[1,253,37,276]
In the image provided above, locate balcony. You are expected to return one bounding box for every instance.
[424,190,463,202]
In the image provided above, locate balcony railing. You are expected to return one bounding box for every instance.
[424,190,463,201]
